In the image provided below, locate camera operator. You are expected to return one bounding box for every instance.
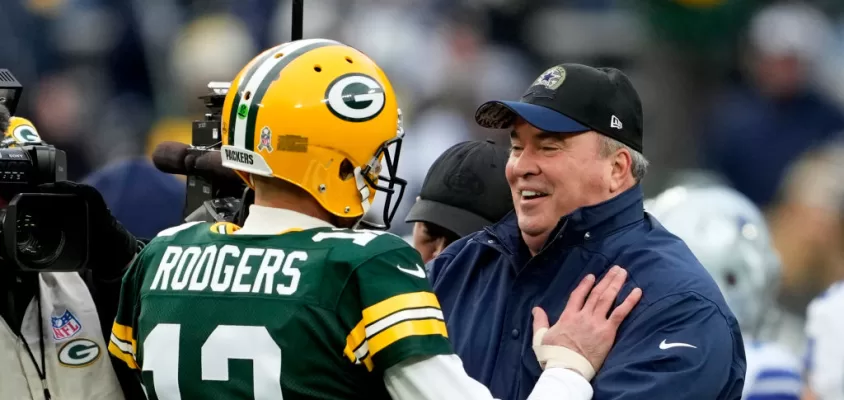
[0,107,145,399]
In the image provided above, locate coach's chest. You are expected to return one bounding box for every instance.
[441,246,613,399]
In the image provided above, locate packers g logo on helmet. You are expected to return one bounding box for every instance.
[220,39,407,229]
[4,116,43,147]
[325,73,386,122]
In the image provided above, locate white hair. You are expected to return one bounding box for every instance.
[599,136,649,182]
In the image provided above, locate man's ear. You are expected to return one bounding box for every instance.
[432,236,448,259]
[609,148,632,192]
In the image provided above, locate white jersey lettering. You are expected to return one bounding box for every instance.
[149,245,306,296]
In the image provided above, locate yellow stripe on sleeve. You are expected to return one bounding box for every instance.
[344,292,441,356]
[362,292,441,326]
[344,322,366,361]
[109,321,139,369]
[111,322,135,347]
[343,292,444,371]
[367,318,448,357]
[108,341,139,370]
[343,320,375,371]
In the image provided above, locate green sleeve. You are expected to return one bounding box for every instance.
[337,244,453,374]
[107,247,147,371]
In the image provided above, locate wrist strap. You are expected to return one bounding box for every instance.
[532,327,597,381]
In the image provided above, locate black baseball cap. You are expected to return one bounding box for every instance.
[474,63,644,153]
[405,140,513,237]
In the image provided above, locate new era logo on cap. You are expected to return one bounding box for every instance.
[610,115,622,130]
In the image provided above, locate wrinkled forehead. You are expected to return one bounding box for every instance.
[509,118,584,144]
[510,118,558,141]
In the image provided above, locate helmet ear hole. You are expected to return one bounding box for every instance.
[314,65,322,72]
[339,159,355,181]
[725,271,737,287]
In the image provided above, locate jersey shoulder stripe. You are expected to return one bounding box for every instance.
[343,291,446,371]
[108,321,139,369]
[155,221,204,238]
[209,221,241,234]
[744,341,802,399]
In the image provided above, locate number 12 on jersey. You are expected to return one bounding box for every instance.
[143,323,284,399]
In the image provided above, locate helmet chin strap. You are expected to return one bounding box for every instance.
[350,166,374,230]
[354,166,372,215]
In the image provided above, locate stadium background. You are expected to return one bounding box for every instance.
[2,0,844,358]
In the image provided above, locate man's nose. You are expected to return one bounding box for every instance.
[510,149,541,177]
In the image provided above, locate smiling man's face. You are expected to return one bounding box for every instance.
[506,118,615,252]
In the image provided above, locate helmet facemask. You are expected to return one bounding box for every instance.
[356,110,407,231]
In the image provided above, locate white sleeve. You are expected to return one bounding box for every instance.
[805,283,844,400]
[383,354,593,400]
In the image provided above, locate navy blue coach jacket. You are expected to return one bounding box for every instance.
[428,185,746,400]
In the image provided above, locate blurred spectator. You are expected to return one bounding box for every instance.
[642,0,757,58]
[31,73,93,180]
[404,139,512,263]
[768,138,844,313]
[700,2,844,210]
[84,158,185,239]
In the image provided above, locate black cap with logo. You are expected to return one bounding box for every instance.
[474,63,644,153]
[405,140,513,237]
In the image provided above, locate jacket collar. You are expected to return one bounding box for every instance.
[487,184,645,256]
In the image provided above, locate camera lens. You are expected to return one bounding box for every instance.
[15,212,65,268]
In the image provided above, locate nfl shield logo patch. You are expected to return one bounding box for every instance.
[257,126,274,153]
[51,310,83,341]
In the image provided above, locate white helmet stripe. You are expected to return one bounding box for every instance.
[231,38,341,149]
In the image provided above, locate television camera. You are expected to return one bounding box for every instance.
[179,82,251,224]
[0,69,87,272]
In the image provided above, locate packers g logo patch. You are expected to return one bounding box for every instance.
[58,338,101,367]
[325,73,386,122]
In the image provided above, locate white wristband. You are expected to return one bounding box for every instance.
[532,327,597,381]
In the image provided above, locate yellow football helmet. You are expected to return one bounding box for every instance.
[220,38,406,229]
[3,116,44,148]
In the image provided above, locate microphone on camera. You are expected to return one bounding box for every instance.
[151,141,241,183]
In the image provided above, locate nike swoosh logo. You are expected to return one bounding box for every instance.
[659,339,697,350]
[396,264,426,279]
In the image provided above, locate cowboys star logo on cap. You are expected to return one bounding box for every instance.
[532,66,567,90]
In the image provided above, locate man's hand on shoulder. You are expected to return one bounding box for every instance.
[532,266,642,379]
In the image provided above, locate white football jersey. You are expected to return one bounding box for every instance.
[805,281,844,400]
[743,340,802,400]
[756,306,807,361]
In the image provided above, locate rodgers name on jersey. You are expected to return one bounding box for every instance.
[148,244,307,295]
[108,222,452,400]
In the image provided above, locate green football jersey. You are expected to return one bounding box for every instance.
[108,221,452,400]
